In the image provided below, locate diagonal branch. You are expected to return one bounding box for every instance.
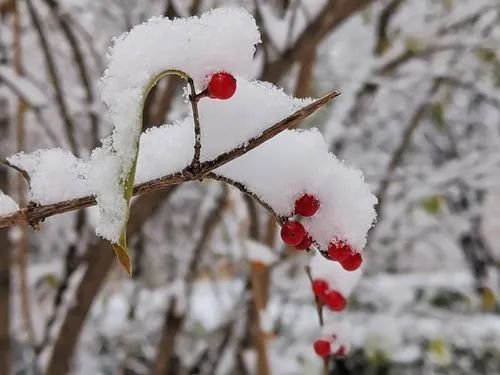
[0,90,339,229]
[26,0,79,155]
[261,0,375,83]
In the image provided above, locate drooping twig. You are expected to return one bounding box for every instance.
[305,265,328,375]
[0,158,30,186]
[0,90,339,229]
[208,173,287,224]
[188,78,202,170]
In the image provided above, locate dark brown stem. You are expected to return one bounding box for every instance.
[188,78,202,170]
[305,265,328,375]
[207,173,287,224]
[0,158,30,186]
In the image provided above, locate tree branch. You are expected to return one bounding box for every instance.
[0,90,339,229]
[26,0,79,155]
[261,0,375,83]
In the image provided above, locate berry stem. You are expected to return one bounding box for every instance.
[187,77,202,172]
[306,265,330,375]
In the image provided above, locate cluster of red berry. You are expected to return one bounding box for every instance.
[327,240,362,272]
[280,194,319,250]
[312,279,346,311]
[280,193,363,272]
[313,335,346,358]
[206,76,358,361]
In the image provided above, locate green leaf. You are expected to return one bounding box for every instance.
[404,36,428,53]
[111,69,190,275]
[481,287,496,311]
[428,339,451,365]
[431,102,446,131]
[419,196,444,214]
[113,232,132,276]
[475,47,497,63]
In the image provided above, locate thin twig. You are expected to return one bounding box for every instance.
[305,265,328,375]
[188,78,202,170]
[25,0,79,155]
[0,158,30,185]
[208,173,287,224]
[43,0,101,148]
[0,90,339,229]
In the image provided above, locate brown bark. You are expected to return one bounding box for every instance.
[152,187,227,374]
[0,93,11,374]
[294,48,317,99]
[0,228,10,375]
[152,297,184,375]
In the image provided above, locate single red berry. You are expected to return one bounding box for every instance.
[295,194,320,217]
[295,234,312,250]
[312,278,329,297]
[313,339,331,357]
[340,252,363,271]
[328,240,353,262]
[335,346,347,356]
[208,72,237,99]
[324,290,346,311]
[280,220,306,246]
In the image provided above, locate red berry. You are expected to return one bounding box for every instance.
[280,220,306,246]
[208,72,237,99]
[295,194,320,217]
[313,339,331,357]
[312,279,329,297]
[335,346,347,356]
[328,240,353,262]
[340,252,363,271]
[324,290,346,311]
[295,234,312,250]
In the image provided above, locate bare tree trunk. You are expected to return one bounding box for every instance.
[152,186,227,374]
[294,47,317,98]
[45,189,176,375]
[0,230,10,375]
[152,297,184,375]
[13,1,35,346]
[0,94,11,375]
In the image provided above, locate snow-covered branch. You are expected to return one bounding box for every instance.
[0,90,339,230]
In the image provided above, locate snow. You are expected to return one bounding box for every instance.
[319,320,352,354]
[309,253,362,296]
[245,239,278,265]
[135,120,194,183]
[4,8,376,254]
[198,79,311,160]
[97,7,259,241]
[8,149,91,204]
[0,190,18,215]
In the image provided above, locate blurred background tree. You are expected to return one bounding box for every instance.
[0,0,499,374]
